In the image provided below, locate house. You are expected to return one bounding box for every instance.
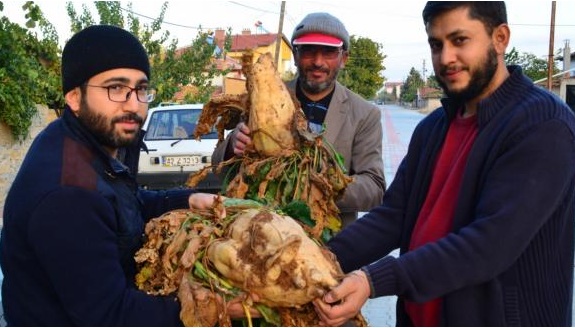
[557,47,575,112]
[556,40,574,78]
[417,86,442,99]
[548,40,575,112]
[214,28,293,78]
[173,28,294,99]
[383,81,403,99]
[170,52,244,102]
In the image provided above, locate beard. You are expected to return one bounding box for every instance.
[297,65,337,95]
[437,45,498,103]
[77,98,144,149]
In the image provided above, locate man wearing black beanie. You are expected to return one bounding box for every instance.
[0,24,217,325]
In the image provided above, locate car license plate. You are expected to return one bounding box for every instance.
[163,155,202,167]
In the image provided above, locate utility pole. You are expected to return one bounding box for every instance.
[547,1,556,91]
[274,1,286,67]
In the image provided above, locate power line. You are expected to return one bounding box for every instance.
[228,1,279,15]
[512,23,575,27]
[118,4,575,35]
[119,2,279,31]
[119,6,206,30]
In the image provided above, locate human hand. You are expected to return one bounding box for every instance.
[178,278,260,326]
[188,193,222,210]
[313,270,371,326]
[226,292,262,320]
[231,122,252,156]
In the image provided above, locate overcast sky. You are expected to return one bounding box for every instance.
[3,1,575,82]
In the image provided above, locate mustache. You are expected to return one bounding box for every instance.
[305,66,330,75]
[439,65,468,76]
[111,113,144,126]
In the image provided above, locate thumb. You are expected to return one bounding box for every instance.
[323,286,343,304]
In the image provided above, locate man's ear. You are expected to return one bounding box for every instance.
[493,24,510,55]
[65,88,81,116]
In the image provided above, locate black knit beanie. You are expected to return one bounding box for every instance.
[61,25,150,95]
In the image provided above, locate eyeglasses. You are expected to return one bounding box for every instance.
[295,45,343,60]
[84,84,156,103]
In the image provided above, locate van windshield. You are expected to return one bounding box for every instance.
[144,109,218,140]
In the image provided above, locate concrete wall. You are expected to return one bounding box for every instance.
[0,105,57,223]
[418,98,442,114]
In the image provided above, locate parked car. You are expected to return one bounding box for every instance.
[137,103,223,192]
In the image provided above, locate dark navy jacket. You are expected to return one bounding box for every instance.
[329,66,575,326]
[0,108,192,326]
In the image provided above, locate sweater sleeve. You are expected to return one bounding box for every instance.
[329,155,409,273]
[138,188,194,220]
[29,187,183,326]
[366,118,575,302]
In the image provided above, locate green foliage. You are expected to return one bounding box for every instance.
[66,1,229,105]
[94,1,124,26]
[1,0,232,140]
[66,2,95,33]
[505,46,560,82]
[426,74,440,89]
[381,89,397,104]
[505,47,520,65]
[400,67,424,103]
[153,29,225,105]
[338,36,386,99]
[0,2,61,140]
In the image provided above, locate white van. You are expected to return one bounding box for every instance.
[137,103,222,192]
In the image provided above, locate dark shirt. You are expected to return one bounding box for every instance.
[0,108,192,326]
[296,82,334,133]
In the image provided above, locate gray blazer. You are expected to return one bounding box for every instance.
[213,79,386,229]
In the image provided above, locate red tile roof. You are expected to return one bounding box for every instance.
[230,33,279,51]
[419,86,443,98]
[215,56,242,71]
[384,82,403,87]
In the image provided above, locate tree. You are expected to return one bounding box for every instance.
[0,1,62,141]
[400,67,424,103]
[65,1,230,105]
[505,46,559,82]
[426,74,440,89]
[380,89,397,104]
[338,36,386,99]
[151,29,231,104]
[1,1,234,140]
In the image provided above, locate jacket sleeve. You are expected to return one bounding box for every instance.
[29,187,183,326]
[362,118,575,302]
[336,103,386,212]
[138,188,194,220]
[211,130,235,165]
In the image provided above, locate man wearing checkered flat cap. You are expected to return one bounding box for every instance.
[213,12,386,229]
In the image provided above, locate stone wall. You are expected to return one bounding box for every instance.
[0,105,57,224]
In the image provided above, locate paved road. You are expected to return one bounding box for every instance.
[360,104,424,326]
